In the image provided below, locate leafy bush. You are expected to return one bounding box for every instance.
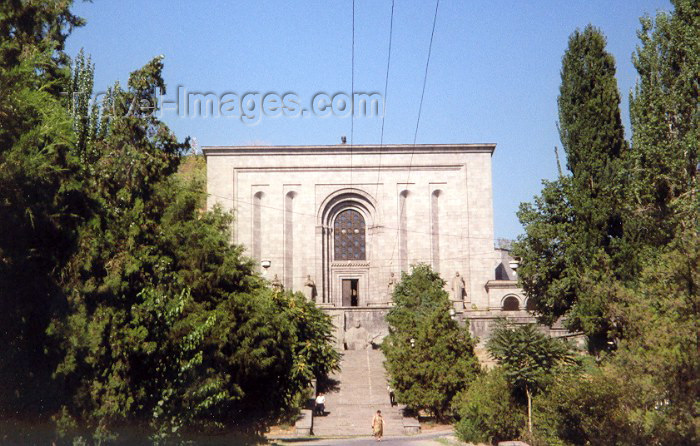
[531,368,630,446]
[454,368,525,444]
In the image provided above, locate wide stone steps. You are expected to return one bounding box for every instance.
[312,349,408,437]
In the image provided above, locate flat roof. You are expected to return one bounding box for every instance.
[202,143,496,156]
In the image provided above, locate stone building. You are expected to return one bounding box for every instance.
[204,143,549,346]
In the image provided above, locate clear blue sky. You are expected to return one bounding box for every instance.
[65,0,672,240]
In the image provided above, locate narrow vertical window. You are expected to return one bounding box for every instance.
[253,191,264,260]
[284,192,295,289]
[431,190,441,273]
[399,190,409,272]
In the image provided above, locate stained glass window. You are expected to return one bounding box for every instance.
[333,209,366,260]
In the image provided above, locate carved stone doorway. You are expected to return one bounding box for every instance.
[342,279,359,307]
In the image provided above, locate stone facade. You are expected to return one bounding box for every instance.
[204,143,538,343]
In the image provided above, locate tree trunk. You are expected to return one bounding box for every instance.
[526,385,532,434]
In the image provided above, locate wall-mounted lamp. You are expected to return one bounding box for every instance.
[261,260,271,269]
[508,259,520,279]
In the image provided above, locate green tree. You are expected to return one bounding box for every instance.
[512,178,575,324]
[627,0,699,253]
[509,3,698,444]
[0,0,87,414]
[533,232,699,446]
[50,56,340,442]
[607,230,699,444]
[486,322,573,434]
[513,25,628,352]
[382,264,480,420]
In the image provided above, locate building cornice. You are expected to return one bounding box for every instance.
[202,143,496,157]
[484,280,520,290]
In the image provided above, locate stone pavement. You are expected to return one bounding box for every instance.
[275,431,459,445]
[312,349,408,437]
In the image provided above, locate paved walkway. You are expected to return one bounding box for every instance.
[274,430,458,446]
[312,349,406,437]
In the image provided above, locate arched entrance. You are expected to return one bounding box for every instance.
[317,189,377,306]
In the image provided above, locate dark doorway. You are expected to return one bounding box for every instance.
[342,279,359,307]
[526,298,536,312]
[502,295,520,311]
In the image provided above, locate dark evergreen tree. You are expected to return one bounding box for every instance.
[382,264,480,420]
[514,26,628,352]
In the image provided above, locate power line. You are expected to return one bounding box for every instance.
[412,0,440,147]
[374,0,396,204]
[387,0,441,269]
[350,0,355,186]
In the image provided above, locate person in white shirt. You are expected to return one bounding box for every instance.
[315,392,326,416]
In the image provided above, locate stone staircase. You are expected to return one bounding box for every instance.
[312,349,410,437]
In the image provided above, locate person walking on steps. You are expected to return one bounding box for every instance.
[372,410,384,441]
[387,384,396,406]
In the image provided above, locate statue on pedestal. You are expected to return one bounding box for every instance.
[271,274,283,293]
[387,272,398,300]
[304,275,316,301]
[451,271,466,305]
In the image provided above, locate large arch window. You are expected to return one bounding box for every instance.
[333,209,366,260]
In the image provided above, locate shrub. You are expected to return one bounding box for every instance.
[454,368,525,444]
[531,367,631,446]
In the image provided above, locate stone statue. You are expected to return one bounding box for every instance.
[451,271,466,303]
[387,272,398,299]
[303,275,316,301]
[271,274,283,292]
[344,320,370,350]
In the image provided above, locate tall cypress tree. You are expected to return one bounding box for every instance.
[514,26,628,352]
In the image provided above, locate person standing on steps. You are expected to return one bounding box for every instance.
[387,384,396,406]
[371,410,384,441]
[314,392,326,416]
